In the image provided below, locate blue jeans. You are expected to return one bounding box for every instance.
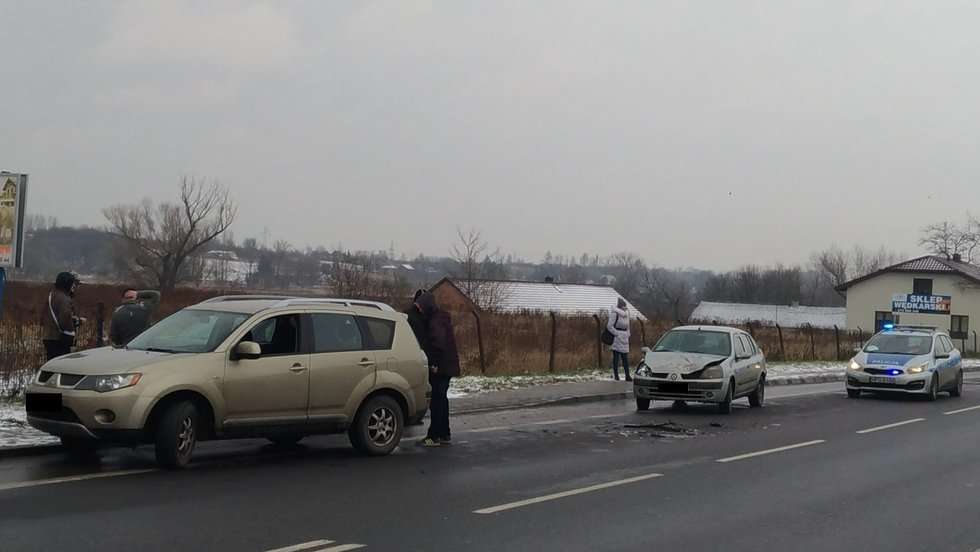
[611,351,630,380]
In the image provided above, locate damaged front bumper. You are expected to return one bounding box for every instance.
[633,377,730,403]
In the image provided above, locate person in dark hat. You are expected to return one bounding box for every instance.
[109,288,161,347]
[404,289,428,350]
[41,272,82,361]
[412,291,460,447]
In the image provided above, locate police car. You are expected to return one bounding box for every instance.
[846,325,963,400]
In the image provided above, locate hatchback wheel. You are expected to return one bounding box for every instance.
[926,375,939,402]
[154,401,199,469]
[349,395,403,456]
[749,376,765,408]
[718,380,735,414]
[950,370,964,398]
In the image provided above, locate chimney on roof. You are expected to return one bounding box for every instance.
[544,276,555,283]
[953,253,962,262]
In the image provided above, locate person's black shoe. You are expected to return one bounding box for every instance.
[625,376,633,382]
[437,437,452,446]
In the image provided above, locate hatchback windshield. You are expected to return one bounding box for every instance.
[653,330,732,357]
[863,333,933,356]
[127,309,250,353]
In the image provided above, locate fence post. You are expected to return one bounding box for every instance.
[548,311,557,373]
[808,324,816,360]
[834,325,841,361]
[471,310,486,375]
[96,302,106,348]
[639,319,646,347]
[593,314,603,369]
[776,324,786,361]
[857,327,864,345]
[746,322,754,338]
[974,330,978,355]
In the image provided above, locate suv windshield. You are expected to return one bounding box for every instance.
[863,333,933,356]
[127,309,250,354]
[653,330,732,357]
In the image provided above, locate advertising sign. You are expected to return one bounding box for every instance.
[891,293,951,315]
[0,172,27,268]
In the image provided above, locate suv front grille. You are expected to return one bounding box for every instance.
[59,374,85,387]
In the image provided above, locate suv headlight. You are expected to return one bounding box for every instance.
[701,365,725,379]
[908,363,929,374]
[849,360,862,371]
[78,373,142,393]
[635,363,653,378]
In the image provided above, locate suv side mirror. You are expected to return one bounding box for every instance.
[232,341,261,361]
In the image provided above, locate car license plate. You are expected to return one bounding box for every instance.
[25,392,62,413]
[869,376,892,384]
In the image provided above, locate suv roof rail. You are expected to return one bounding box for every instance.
[202,295,295,303]
[269,297,396,312]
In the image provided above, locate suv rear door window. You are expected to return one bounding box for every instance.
[244,314,302,356]
[312,313,364,353]
[357,317,396,350]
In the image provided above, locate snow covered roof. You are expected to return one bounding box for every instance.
[436,278,647,321]
[837,255,980,290]
[690,301,846,330]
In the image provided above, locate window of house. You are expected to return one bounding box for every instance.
[913,278,933,296]
[951,315,969,340]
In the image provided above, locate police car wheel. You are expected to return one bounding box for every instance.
[950,371,964,398]
[926,375,939,402]
[846,389,861,399]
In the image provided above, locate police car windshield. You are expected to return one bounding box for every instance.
[128,309,250,354]
[863,333,933,356]
[653,330,732,357]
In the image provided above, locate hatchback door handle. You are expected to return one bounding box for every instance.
[290,363,307,373]
[358,358,376,367]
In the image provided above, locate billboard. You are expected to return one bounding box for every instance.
[891,293,951,315]
[0,172,28,268]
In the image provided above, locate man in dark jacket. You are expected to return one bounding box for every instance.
[109,289,161,347]
[41,272,81,361]
[415,292,460,447]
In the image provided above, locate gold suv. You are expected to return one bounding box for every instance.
[26,296,429,468]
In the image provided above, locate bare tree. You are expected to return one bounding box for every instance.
[607,252,646,301]
[450,227,509,310]
[812,246,849,299]
[920,219,979,262]
[272,240,292,284]
[103,178,237,292]
[643,268,692,322]
[811,245,901,300]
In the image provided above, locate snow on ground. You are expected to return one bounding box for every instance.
[0,402,58,449]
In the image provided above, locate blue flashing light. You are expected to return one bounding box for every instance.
[883,323,895,330]
[889,369,901,376]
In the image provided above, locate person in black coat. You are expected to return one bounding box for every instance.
[413,292,460,447]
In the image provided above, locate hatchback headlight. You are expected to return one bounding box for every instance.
[849,360,862,371]
[635,363,653,378]
[78,373,142,393]
[908,363,929,374]
[701,365,725,379]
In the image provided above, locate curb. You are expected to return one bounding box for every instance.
[0,443,62,460]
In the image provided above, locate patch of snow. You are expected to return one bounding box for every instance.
[0,402,58,449]
[450,370,615,398]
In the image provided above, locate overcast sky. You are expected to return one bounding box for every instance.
[3,1,979,270]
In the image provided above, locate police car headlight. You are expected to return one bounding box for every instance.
[908,363,929,374]
[635,364,654,378]
[849,360,862,371]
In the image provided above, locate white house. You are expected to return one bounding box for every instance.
[837,255,979,351]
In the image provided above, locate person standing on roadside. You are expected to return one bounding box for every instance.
[608,298,632,381]
[414,292,460,447]
[41,272,82,361]
[109,288,161,348]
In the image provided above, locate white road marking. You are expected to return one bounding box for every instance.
[944,404,980,416]
[0,468,157,492]
[856,418,926,434]
[585,413,628,420]
[473,473,663,514]
[265,540,334,552]
[716,440,825,463]
[318,545,366,552]
[467,425,511,433]
[529,418,574,426]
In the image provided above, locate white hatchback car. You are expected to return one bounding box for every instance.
[633,326,767,414]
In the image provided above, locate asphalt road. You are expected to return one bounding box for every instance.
[2,379,980,552]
